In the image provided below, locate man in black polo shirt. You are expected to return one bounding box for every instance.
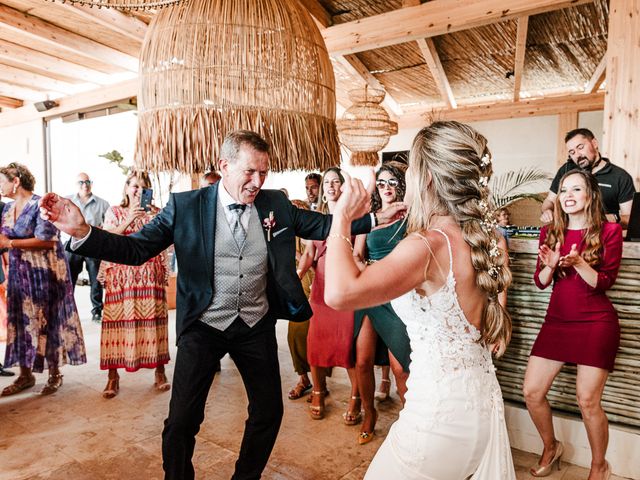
[540,128,636,227]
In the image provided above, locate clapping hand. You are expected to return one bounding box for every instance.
[538,242,561,269]
[39,193,90,239]
[559,244,583,268]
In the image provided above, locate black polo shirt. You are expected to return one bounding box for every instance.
[549,158,636,215]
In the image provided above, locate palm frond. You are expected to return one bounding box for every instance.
[490,167,551,209]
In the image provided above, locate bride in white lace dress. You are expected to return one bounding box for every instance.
[324,121,516,479]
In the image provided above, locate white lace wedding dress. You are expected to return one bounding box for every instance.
[365,230,516,480]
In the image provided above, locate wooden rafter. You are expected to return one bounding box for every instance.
[585,52,606,93]
[416,38,456,109]
[513,16,529,101]
[337,55,403,115]
[0,64,79,94]
[51,1,146,43]
[400,92,604,127]
[322,0,594,56]
[402,0,421,6]
[0,95,23,109]
[0,4,138,72]
[0,78,138,128]
[0,81,45,102]
[0,39,112,85]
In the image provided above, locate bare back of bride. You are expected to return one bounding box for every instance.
[324,121,516,479]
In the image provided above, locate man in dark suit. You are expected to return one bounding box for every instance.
[39,130,404,480]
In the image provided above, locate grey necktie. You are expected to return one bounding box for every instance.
[228,203,247,247]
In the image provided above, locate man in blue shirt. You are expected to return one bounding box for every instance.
[66,173,110,322]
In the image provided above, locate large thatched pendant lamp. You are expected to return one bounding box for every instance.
[337,87,398,167]
[48,0,181,9]
[135,0,339,173]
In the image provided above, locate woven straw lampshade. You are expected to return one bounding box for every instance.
[135,0,339,173]
[49,0,181,9]
[337,88,398,166]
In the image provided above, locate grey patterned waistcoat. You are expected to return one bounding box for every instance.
[198,200,269,330]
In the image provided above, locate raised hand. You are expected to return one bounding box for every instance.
[559,244,583,268]
[39,193,90,239]
[539,209,553,224]
[334,170,371,222]
[538,242,561,269]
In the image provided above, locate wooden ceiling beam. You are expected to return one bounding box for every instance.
[0,39,112,85]
[402,0,422,6]
[513,16,529,101]
[0,95,23,109]
[0,78,138,128]
[323,0,594,56]
[585,52,606,93]
[336,54,403,116]
[0,64,80,95]
[0,81,44,103]
[0,4,138,72]
[399,92,604,128]
[298,0,332,28]
[51,2,146,43]
[416,38,456,109]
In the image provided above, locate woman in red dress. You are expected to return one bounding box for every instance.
[297,167,360,423]
[523,170,622,479]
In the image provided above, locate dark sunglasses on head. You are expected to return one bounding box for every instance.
[78,180,92,186]
[376,178,399,188]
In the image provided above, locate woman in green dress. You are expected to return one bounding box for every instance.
[352,163,411,445]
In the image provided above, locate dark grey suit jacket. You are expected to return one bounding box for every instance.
[71,184,371,338]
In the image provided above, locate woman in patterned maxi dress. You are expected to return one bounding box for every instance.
[0,163,86,396]
[99,171,170,398]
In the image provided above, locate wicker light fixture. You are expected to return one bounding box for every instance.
[135,0,339,173]
[337,87,398,166]
[49,0,181,9]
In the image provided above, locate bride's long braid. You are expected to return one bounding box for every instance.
[407,121,512,356]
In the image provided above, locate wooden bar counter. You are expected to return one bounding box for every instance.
[495,237,640,429]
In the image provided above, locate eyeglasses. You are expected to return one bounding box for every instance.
[376,178,399,189]
[78,180,93,186]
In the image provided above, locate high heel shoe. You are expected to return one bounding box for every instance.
[358,409,377,445]
[343,395,362,426]
[102,376,120,399]
[530,441,564,477]
[374,378,391,402]
[309,390,325,420]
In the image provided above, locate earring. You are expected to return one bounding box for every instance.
[12,184,17,194]
[322,194,327,203]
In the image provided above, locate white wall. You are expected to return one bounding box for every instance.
[0,119,46,195]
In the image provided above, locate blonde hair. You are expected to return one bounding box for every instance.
[120,170,151,208]
[407,121,512,354]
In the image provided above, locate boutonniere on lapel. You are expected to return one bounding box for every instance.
[263,211,276,241]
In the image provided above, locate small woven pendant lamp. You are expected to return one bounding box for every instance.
[135,0,339,173]
[48,0,181,9]
[337,87,398,166]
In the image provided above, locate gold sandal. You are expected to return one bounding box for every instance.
[309,390,325,420]
[154,372,171,392]
[102,376,120,399]
[39,373,63,396]
[343,395,362,426]
[1,374,36,396]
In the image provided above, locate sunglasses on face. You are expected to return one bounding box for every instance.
[376,178,399,189]
[78,180,92,186]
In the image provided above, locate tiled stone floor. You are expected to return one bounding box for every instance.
[0,287,629,480]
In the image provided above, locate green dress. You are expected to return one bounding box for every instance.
[354,220,411,372]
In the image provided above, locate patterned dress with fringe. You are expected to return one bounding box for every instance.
[98,206,169,372]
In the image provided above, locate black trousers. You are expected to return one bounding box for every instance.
[162,316,283,480]
[66,252,103,315]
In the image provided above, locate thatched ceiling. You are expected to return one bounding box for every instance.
[0,0,609,123]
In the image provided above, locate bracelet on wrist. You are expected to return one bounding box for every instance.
[327,233,353,251]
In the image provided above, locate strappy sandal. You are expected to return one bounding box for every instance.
[307,388,329,403]
[358,409,378,445]
[374,378,391,401]
[309,390,326,420]
[40,373,63,396]
[102,376,119,399]
[343,395,362,425]
[1,373,36,396]
[154,372,171,392]
[288,381,312,400]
